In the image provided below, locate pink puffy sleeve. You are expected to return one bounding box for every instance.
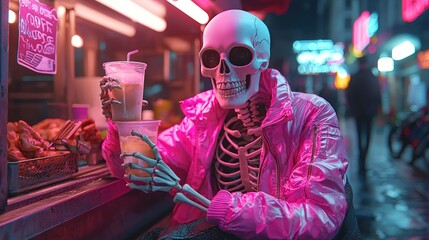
[101,119,125,179]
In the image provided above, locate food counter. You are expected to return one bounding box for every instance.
[0,163,174,239]
[2,117,175,239]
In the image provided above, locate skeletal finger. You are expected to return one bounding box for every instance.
[120,153,157,166]
[153,176,177,186]
[154,169,179,183]
[131,132,154,146]
[100,76,121,86]
[129,173,153,183]
[174,193,207,212]
[183,184,211,207]
[103,99,122,105]
[127,182,151,193]
[152,185,174,192]
[157,160,180,182]
[121,162,156,174]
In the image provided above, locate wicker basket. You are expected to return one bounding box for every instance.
[8,151,78,195]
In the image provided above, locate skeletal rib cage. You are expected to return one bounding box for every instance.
[215,98,267,193]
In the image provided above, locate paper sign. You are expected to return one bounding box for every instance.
[17,0,58,74]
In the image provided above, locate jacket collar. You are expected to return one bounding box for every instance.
[258,68,295,127]
[180,68,295,125]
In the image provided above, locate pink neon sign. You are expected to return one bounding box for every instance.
[353,11,370,52]
[402,0,429,22]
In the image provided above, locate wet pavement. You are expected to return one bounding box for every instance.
[340,117,429,240]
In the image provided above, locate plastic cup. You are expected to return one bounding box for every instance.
[115,120,161,178]
[103,61,147,121]
[72,104,89,121]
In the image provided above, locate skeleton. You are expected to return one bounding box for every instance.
[100,10,270,212]
[215,98,267,193]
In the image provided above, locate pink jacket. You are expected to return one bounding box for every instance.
[102,68,349,239]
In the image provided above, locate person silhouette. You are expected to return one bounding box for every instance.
[346,56,382,173]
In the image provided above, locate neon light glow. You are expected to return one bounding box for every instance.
[294,40,345,74]
[368,13,378,37]
[71,34,84,48]
[96,0,166,32]
[57,6,66,18]
[75,3,136,37]
[402,0,429,22]
[353,11,370,52]
[8,9,16,24]
[334,68,350,90]
[417,49,429,69]
[167,0,209,25]
[392,40,416,60]
[293,40,333,53]
[133,0,166,18]
[377,57,394,72]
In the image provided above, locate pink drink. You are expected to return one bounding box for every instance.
[103,61,147,121]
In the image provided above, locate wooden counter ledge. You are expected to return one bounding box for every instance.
[0,164,174,239]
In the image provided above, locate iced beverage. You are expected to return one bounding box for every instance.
[103,61,147,121]
[119,135,156,177]
[116,120,161,178]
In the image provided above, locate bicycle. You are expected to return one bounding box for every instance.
[387,107,429,165]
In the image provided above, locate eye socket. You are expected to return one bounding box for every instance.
[201,50,220,68]
[229,46,253,66]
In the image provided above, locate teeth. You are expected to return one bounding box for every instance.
[216,80,246,97]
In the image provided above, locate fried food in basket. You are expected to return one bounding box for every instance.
[18,120,50,151]
[8,122,26,162]
[32,118,67,142]
[7,118,105,162]
[79,118,104,145]
[7,120,54,161]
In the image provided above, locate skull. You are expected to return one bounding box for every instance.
[199,10,270,109]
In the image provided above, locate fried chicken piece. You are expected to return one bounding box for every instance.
[80,118,104,145]
[7,122,19,149]
[7,148,27,162]
[32,118,67,142]
[18,120,50,152]
[7,122,27,162]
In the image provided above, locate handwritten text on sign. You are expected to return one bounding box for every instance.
[18,0,58,74]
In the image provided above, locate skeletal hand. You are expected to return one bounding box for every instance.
[99,76,148,119]
[121,130,211,212]
[100,76,122,119]
[121,130,181,192]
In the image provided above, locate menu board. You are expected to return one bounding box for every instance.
[17,0,58,74]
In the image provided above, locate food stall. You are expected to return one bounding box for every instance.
[0,0,290,238]
[0,0,203,238]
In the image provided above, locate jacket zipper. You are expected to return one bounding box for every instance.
[307,124,318,180]
[259,132,280,198]
[259,111,292,198]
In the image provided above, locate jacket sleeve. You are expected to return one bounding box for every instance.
[207,101,348,240]
[156,116,195,187]
[101,119,125,179]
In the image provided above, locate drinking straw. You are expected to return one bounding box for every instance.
[127,49,139,61]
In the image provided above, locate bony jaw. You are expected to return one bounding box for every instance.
[215,79,247,98]
[212,72,261,109]
[199,10,270,110]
